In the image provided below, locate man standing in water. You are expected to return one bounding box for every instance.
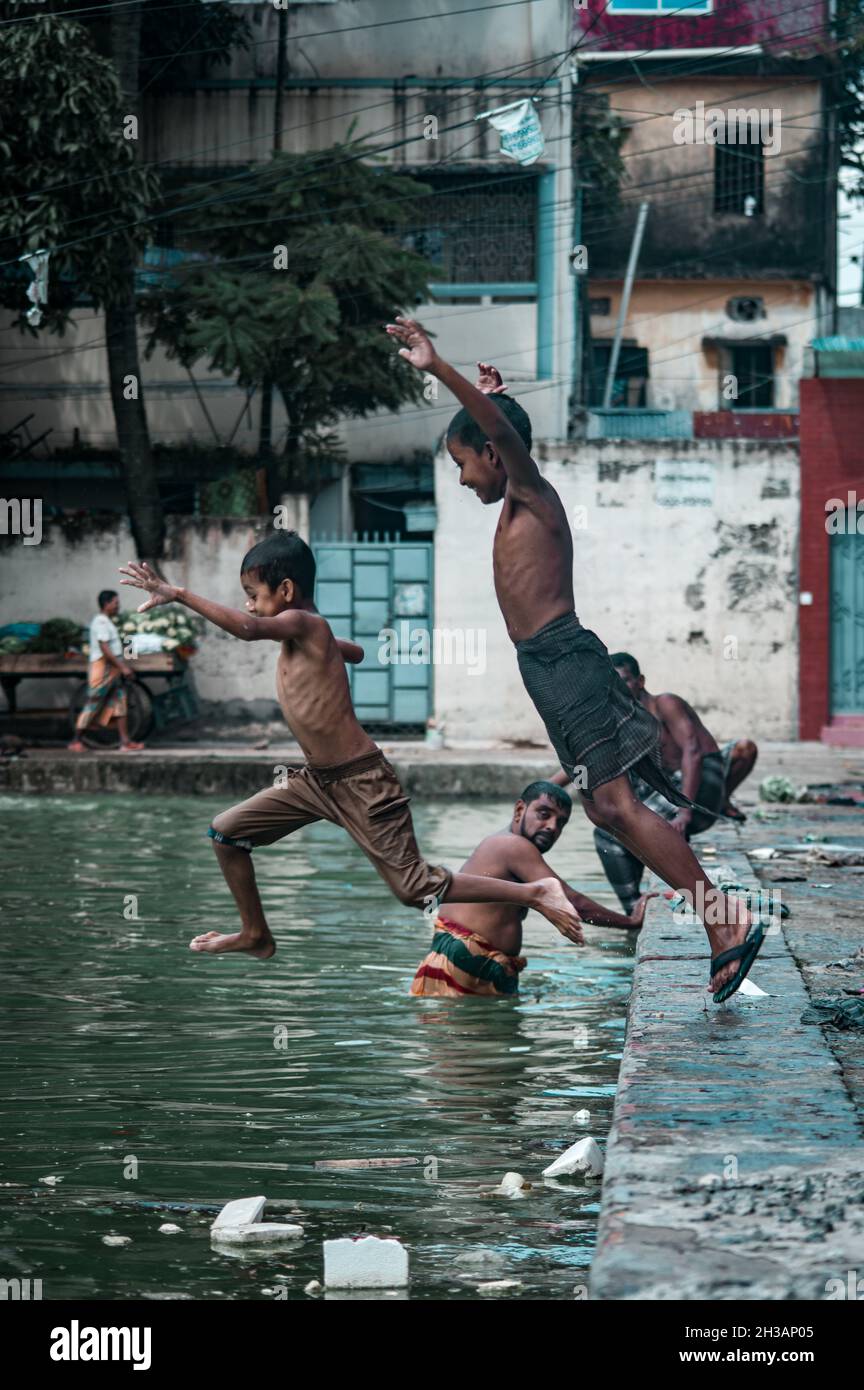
[386,320,762,1004]
[411,779,654,998]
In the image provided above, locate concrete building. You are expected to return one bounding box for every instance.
[2,0,855,747]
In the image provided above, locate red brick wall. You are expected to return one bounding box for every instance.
[799,379,864,738]
[694,411,798,439]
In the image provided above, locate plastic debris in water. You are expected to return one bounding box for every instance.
[575,1109,591,1124]
[493,1171,529,1197]
[323,1234,409,1289]
[477,1279,523,1295]
[542,1137,604,1180]
[158,1223,182,1234]
[210,1196,303,1249]
[102,1235,132,1247]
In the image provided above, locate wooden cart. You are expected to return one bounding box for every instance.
[0,652,199,742]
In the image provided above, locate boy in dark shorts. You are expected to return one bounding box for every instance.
[385,320,763,1003]
[119,536,581,959]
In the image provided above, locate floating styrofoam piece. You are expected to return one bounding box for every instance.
[158,1223,182,1234]
[737,978,768,998]
[304,1280,322,1297]
[575,1109,591,1125]
[477,1279,523,1295]
[494,1171,528,1197]
[749,848,778,860]
[210,1195,303,1248]
[542,1136,604,1180]
[323,1235,409,1289]
[102,1235,131,1246]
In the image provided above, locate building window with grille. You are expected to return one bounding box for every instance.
[398,167,538,289]
[714,140,764,216]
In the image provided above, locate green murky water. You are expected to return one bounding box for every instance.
[0,793,635,1300]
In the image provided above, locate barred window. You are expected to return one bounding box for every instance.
[399,168,538,283]
[714,141,764,216]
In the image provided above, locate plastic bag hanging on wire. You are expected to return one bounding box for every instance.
[21,249,50,327]
[478,98,545,166]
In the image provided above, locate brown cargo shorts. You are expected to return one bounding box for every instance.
[208,747,452,911]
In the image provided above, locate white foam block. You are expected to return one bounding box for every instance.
[212,1222,303,1247]
[211,1196,266,1233]
[211,1195,303,1248]
[323,1235,409,1289]
[542,1136,604,1179]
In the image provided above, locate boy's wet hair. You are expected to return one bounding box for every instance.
[519,780,571,817]
[241,531,316,598]
[98,589,118,609]
[611,651,640,680]
[446,393,532,454]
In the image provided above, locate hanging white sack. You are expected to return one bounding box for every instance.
[482,98,545,166]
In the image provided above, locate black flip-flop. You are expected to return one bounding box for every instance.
[710,923,766,1004]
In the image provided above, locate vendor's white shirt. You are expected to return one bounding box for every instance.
[89,612,122,663]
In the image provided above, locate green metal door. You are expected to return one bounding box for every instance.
[830,531,864,714]
[313,540,433,725]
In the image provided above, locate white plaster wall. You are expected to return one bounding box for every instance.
[0,505,307,715]
[433,437,800,744]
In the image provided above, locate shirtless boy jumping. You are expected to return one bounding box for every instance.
[119,535,580,958]
[411,779,654,998]
[385,318,763,1004]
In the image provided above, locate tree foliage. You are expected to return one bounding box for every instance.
[141,145,437,488]
[836,0,864,202]
[0,15,160,329]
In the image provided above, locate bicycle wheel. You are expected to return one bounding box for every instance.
[68,679,154,746]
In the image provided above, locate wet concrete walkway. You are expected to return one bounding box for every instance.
[590,814,864,1301]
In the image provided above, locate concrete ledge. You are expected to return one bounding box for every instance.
[589,851,864,1301]
[0,751,554,798]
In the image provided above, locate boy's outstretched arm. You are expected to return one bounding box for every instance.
[505,837,654,930]
[385,316,543,498]
[118,562,311,643]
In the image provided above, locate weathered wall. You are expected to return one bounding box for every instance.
[0,506,306,718]
[588,278,814,411]
[0,302,564,466]
[586,77,827,281]
[0,0,575,457]
[433,436,800,744]
[575,0,829,54]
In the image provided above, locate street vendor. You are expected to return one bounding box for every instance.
[68,590,145,753]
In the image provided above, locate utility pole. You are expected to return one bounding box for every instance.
[602,200,649,410]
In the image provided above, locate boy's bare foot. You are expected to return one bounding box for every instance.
[628,892,658,929]
[189,929,276,960]
[705,894,753,992]
[120,741,145,752]
[722,800,747,823]
[67,740,86,752]
[533,878,584,944]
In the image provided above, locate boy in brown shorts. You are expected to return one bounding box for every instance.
[119,535,581,959]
